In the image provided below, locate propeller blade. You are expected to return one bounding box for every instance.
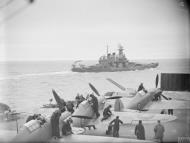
[106,96,122,100]
[161,94,169,100]
[52,89,61,103]
[52,89,66,109]
[156,74,159,88]
[72,115,93,119]
[89,83,101,96]
[106,78,126,91]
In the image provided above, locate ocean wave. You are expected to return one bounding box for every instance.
[0,71,75,81]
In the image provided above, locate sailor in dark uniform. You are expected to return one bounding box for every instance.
[50,110,62,138]
[135,120,145,140]
[88,94,100,118]
[66,101,74,113]
[62,118,73,136]
[76,94,85,108]
[110,116,123,137]
[137,83,147,93]
[101,105,112,121]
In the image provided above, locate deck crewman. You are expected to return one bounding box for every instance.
[135,120,145,140]
[154,120,165,143]
[61,118,73,136]
[66,101,74,113]
[76,94,85,108]
[110,116,123,137]
[51,109,64,138]
[137,83,147,93]
[88,94,100,118]
[101,105,112,121]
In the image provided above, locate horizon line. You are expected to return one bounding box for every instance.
[0,57,189,62]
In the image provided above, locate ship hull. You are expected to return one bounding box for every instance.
[72,62,159,73]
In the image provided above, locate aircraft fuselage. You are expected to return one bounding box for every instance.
[125,88,162,110]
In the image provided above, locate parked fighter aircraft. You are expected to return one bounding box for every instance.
[105,77,190,111]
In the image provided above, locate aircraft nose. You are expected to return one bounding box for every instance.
[72,101,94,127]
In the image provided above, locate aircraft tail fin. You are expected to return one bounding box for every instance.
[114,98,124,111]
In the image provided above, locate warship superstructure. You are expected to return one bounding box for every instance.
[71,44,158,72]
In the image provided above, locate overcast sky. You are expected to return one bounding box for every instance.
[0,0,189,61]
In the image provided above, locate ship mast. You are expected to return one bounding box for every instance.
[106,44,109,57]
[118,44,124,56]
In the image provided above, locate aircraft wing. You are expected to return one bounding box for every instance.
[106,78,137,96]
[101,110,177,125]
[163,91,190,101]
[104,91,137,99]
[143,100,190,110]
[51,134,153,143]
[112,91,137,97]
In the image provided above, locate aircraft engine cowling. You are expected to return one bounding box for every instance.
[72,100,95,128]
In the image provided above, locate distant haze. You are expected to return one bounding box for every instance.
[0,0,189,61]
